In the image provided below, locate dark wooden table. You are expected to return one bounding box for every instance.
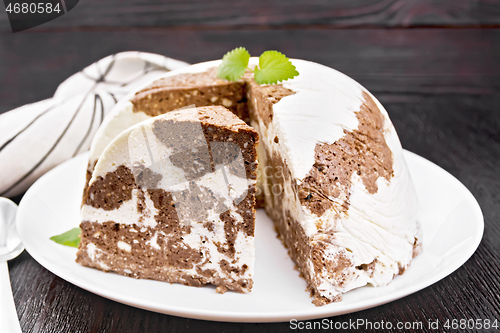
[1,1,499,332]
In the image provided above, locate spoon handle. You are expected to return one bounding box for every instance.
[0,261,22,333]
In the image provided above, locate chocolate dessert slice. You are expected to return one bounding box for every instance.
[77,106,258,293]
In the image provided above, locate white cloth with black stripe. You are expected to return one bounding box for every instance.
[0,52,189,197]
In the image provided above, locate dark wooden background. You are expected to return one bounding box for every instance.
[1,1,499,332]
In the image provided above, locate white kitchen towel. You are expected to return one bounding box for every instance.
[0,52,189,197]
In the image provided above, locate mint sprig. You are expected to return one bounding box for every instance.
[50,227,81,248]
[254,51,299,85]
[216,47,299,84]
[216,47,250,82]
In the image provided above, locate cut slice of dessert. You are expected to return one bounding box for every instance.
[77,106,259,293]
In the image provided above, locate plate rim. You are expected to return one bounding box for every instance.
[16,150,484,323]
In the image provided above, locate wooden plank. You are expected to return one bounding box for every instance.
[2,0,500,31]
[1,28,499,114]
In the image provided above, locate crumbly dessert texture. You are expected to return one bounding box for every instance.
[132,67,250,123]
[78,106,258,293]
[80,59,421,305]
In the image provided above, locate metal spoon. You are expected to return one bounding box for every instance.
[0,197,24,333]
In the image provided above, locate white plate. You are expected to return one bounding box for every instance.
[16,150,483,322]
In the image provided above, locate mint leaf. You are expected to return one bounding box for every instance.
[216,47,250,82]
[50,228,81,248]
[254,51,299,84]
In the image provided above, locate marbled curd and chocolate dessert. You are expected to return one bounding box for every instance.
[79,58,421,305]
[77,106,258,293]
